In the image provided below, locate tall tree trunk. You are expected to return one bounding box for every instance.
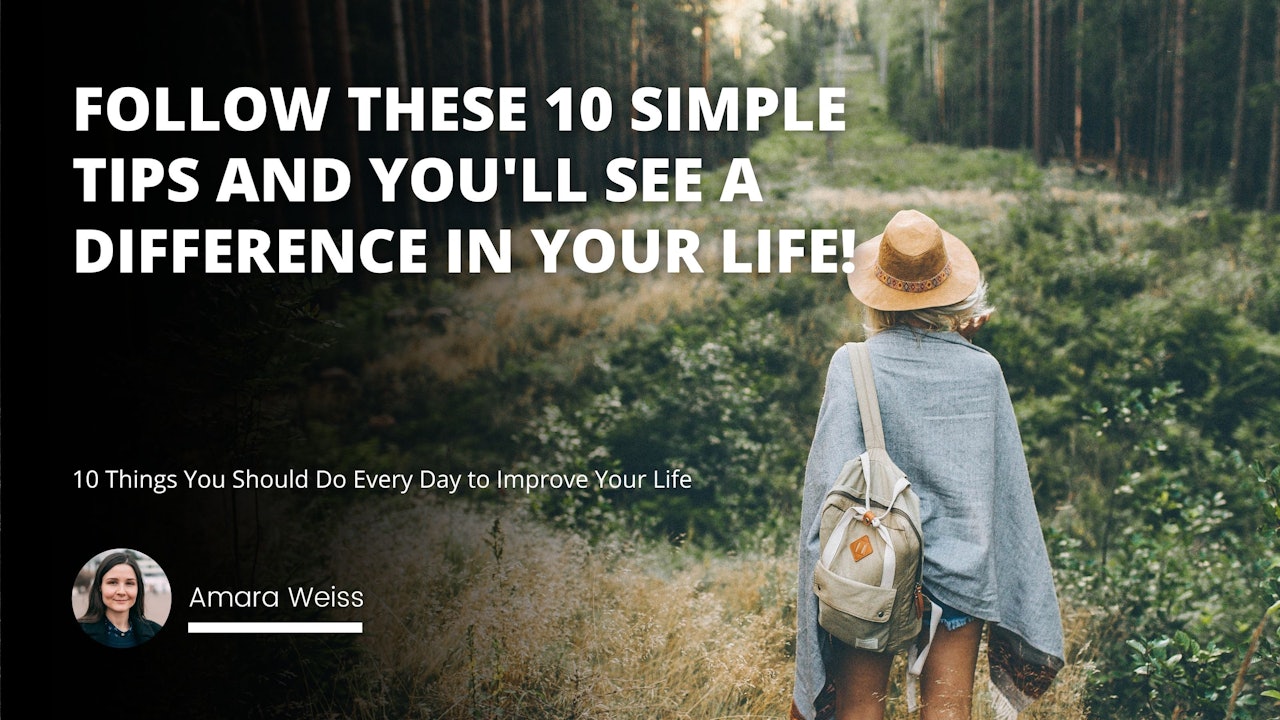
[987,0,996,146]
[390,0,421,228]
[479,0,500,229]
[290,0,329,228]
[290,0,318,98]
[696,0,716,170]
[248,0,270,86]
[1268,9,1280,210]
[923,1,936,142]
[700,3,712,87]
[629,1,641,160]
[1149,0,1169,188]
[423,0,436,91]
[530,0,549,214]
[1045,0,1055,157]
[681,24,693,158]
[333,0,366,235]
[1073,0,1084,170]
[421,0,443,242]
[499,0,518,223]
[936,0,948,135]
[403,0,423,159]
[458,0,470,88]
[571,0,588,196]
[1114,16,1126,185]
[499,0,513,112]
[1022,0,1031,147]
[1229,0,1253,204]
[1170,0,1187,196]
[246,0,285,230]
[1033,0,1044,164]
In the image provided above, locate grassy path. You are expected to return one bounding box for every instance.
[382,47,1177,389]
[307,49,1115,719]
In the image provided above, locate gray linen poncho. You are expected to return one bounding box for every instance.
[792,327,1065,719]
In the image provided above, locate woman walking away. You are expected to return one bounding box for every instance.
[792,209,1065,720]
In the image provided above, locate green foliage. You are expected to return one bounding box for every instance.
[517,273,835,548]
[978,200,1280,517]
[950,198,1280,716]
[1125,632,1234,719]
[1078,448,1280,719]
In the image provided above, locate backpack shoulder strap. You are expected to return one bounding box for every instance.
[846,342,886,451]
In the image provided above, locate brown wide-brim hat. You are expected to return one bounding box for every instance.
[847,209,981,311]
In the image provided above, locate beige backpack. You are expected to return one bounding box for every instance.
[813,342,926,655]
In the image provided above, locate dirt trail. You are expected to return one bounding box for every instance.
[402,51,1168,381]
[799,186,1021,221]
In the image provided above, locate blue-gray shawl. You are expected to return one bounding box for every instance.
[792,327,1065,718]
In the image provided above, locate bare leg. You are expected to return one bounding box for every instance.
[919,620,984,720]
[832,642,894,720]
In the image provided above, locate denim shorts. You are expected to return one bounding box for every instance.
[923,588,977,631]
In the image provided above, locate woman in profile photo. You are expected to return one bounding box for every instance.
[78,551,163,647]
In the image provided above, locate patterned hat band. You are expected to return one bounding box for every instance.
[873,260,953,293]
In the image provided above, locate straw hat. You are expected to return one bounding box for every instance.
[846,209,981,311]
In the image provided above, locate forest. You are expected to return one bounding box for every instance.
[63,0,1280,240]
[51,1,1280,718]
[865,0,1280,208]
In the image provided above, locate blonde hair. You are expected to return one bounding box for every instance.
[863,280,993,336]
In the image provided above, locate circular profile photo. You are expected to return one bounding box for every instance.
[72,548,171,647]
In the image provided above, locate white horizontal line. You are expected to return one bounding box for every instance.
[187,622,363,634]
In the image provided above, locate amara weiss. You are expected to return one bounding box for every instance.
[190,586,364,608]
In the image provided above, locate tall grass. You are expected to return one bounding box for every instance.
[313,497,1091,719]
[328,497,794,718]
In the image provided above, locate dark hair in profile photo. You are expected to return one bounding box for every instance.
[79,551,163,647]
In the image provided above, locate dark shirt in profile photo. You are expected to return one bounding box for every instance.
[78,552,164,648]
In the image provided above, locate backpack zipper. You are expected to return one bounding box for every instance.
[825,488,924,548]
